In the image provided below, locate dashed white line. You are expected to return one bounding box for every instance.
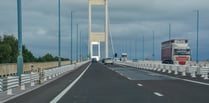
[119,73,124,76]
[137,83,143,87]
[154,92,164,97]
[50,63,91,103]
[127,77,132,80]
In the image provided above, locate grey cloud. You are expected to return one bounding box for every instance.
[1,0,209,60]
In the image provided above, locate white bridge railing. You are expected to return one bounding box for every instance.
[116,61,209,80]
[0,61,89,95]
[0,76,19,95]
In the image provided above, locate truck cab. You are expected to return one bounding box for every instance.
[161,39,191,65]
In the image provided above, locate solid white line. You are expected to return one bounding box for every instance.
[116,64,127,68]
[154,92,164,97]
[50,63,91,103]
[166,76,209,86]
[137,83,143,87]
[118,63,209,86]
[120,65,127,68]
[180,78,209,86]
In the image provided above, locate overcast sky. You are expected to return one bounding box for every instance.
[1,0,209,61]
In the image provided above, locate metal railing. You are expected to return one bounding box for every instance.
[0,76,19,95]
[116,61,209,80]
[0,61,89,96]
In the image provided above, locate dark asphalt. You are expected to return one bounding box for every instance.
[59,63,209,103]
[108,64,209,103]
[58,63,168,103]
[138,80,209,103]
[5,63,90,103]
[5,62,209,103]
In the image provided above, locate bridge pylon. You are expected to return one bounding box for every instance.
[88,0,109,61]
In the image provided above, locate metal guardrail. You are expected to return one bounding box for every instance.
[116,61,209,80]
[0,61,89,96]
[42,61,88,82]
[199,67,209,79]
[0,76,19,95]
[21,72,40,90]
[43,65,74,81]
[0,79,2,92]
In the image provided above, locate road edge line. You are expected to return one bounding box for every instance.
[179,78,209,86]
[116,63,209,86]
[50,63,92,103]
[1,64,80,103]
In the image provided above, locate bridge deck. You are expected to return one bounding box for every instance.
[5,63,209,103]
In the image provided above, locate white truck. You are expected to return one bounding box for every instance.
[161,39,191,65]
[121,53,127,62]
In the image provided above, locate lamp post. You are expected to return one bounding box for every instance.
[152,31,155,60]
[17,0,23,81]
[58,0,61,67]
[195,10,199,63]
[80,31,82,62]
[169,23,171,40]
[70,11,73,64]
[142,35,144,61]
[76,24,79,63]
[134,38,137,60]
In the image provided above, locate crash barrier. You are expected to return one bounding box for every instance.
[0,76,19,95]
[189,61,209,67]
[116,61,209,80]
[43,65,73,81]
[0,61,89,95]
[43,61,88,81]
[20,72,40,90]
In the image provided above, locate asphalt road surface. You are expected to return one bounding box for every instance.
[5,62,209,103]
[5,63,90,103]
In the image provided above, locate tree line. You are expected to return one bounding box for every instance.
[0,35,69,63]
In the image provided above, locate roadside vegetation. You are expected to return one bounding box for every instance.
[0,35,69,63]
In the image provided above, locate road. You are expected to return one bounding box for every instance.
[5,62,209,103]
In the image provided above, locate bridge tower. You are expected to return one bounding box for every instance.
[89,0,109,61]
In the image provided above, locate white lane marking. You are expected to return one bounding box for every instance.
[120,65,127,68]
[165,76,209,86]
[127,77,132,80]
[137,83,143,87]
[118,72,124,76]
[50,63,91,103]
[118,63,209,86]
[180,78,209,86]
[154,92,164,97]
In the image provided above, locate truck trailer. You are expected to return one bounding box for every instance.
[161,39,191,65]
